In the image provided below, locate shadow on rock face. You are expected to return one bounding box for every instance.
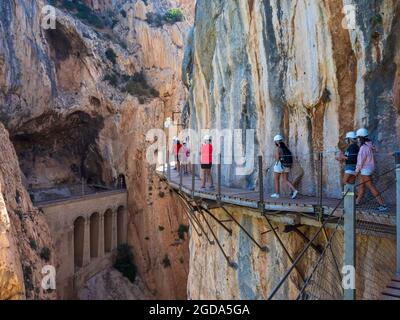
[12,111,105,189]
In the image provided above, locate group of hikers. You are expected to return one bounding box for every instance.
[271,128,387,212]
[171,128,388,212]
[172,135,213,190]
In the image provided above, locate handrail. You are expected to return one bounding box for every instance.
[34,188,127,207]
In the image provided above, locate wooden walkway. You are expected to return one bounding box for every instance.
[159,169,396,235]
[382,275,400,300]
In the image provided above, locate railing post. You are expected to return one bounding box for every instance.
[179,162,183,192]
[344,183,356,300]
[318,152,323,219]
[258,156,264,212]
[395,152,400,276]
[217,154,222,205]
[167,144,171,182]
[191,163,195,199]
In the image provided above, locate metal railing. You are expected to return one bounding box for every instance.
[161,148,400,300]
[30,181,127,205]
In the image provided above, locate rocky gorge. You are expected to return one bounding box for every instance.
[0,0,399,301]
[1,0,194,299]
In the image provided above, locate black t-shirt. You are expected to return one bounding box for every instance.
[345,144,359,165]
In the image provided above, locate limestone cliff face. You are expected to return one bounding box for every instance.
[1,0,194,299]
[0,124,56,300]
[184,0,400,196]
[187,205,396,300]
[184,0,399,299]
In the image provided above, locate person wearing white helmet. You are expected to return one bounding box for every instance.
[200,135,214,190]
[173,137,182,172]
[271,135,298,199]
[335,131,359,184]
[355,128,387,212]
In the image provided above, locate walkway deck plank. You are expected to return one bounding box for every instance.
[160,170,396,232]
[382,288,400,298]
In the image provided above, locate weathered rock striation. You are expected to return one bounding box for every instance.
[1,0,194,299]
[184,0,400,196]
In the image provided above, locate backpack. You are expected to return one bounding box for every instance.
[280,145,293,168]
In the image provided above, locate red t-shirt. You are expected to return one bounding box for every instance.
[173,143,182,156]
[201,144,213,164]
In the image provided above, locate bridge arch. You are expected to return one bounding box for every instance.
[90,212,100,259]
[117,206,126,245]
[74,216,85,269]
[104,209,113,253]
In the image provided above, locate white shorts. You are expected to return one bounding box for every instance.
[361,169,374,176]
[345,164,356,175]
[274,167,291,174]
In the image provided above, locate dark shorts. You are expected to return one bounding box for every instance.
[201,164,212,170]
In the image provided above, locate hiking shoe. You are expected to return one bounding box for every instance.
[208,185,215,191]
[291,190,299,199]
[271,194,280,199]
[377,205,388,213]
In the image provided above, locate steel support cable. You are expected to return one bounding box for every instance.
[201,206,233,235]
[198,210,238,269]
[296,217,344,299]
[174,191,205,237]
[262,214,305,283]
[355,166,396,189]
[185,208,216,245]
[322,226,343,284]
[190,196,237,268]
[358,179,396,209]
[220,206,269,252]
[267,191,348,300]
[182,208,202,237]
[301,247,345,299]
[174,190,215,245]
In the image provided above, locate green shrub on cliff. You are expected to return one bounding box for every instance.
[164,8,184,24]
[105,48,117,64]
[178,224,189,240]
[146,8,184,27]
[114,244,137,283]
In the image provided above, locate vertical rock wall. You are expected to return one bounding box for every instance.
[0,124,56,300]
[184,0,400,196]
[1,0,195,299]
[184,0,400,299]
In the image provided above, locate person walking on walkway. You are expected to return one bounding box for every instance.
[173,137,182,172]
[179,141,190,175]
[355,128,388,212]
[271,135,298,199]
[200,135,214,190]
[336,131,359,184]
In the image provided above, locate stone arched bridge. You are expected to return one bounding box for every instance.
[38,189,128,299]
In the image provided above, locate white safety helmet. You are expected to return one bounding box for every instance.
[203,135,211,142]
[356,128,369,138]
[173,136,178,142]
[346,131,357,140]
[274,135,284,142]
